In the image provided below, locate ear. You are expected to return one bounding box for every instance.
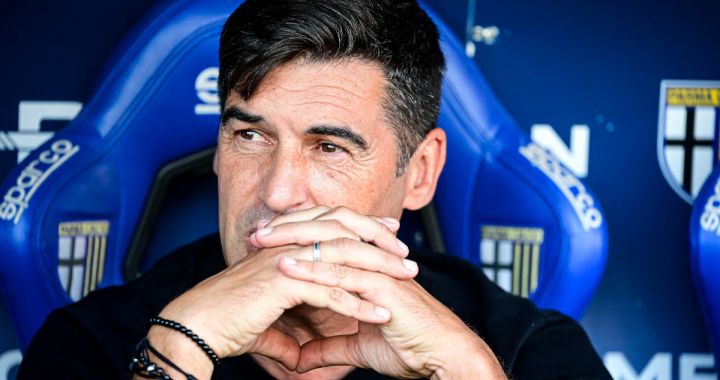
[402,128,447,210]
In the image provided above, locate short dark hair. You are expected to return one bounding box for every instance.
[218,0,445,175]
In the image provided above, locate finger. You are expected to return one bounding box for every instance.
[265,206,331,228]
[316,207,408,256]
[370,216,401,232]
[246,327,300,370]
[310,238,418,279]
[273,239,417,280]
[254,211,408,258]
[284,274,391,324]
[297,334,363,373]
[279,256,397,302]
[250,207,333,248]
[252,219,360,249]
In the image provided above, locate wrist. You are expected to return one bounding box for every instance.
[429,333,507,380]
[146,325,215,379]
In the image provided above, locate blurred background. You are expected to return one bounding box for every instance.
[0,0,718,379]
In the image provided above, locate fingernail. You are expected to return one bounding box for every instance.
[374,306,390,319]
[382,217,400,227]
[403,259,418,273]
[258,218,271,228]
[397,239,409,253]
[283,257,297,266]
[258,227,272,236]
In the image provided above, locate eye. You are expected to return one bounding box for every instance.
[319,142,344,153]
[237,129,263,141]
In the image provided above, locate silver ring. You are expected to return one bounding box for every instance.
[312,241,321,262]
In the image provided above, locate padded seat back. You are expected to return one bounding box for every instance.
[0,0,608,351]
[689,165,720,366]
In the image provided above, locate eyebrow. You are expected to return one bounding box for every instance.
[221,106,368,151]
[306,125,368,151]
[221,106,264,125]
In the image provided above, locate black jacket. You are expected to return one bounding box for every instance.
[19,234,611,379]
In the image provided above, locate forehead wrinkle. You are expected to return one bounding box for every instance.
[292,99,365,118]
[272,84,382,122]
[273,81,378,104]
[260,58,385,96]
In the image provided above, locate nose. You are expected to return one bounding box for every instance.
[258,146,312,213]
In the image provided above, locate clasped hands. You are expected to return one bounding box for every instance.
[154,206,505,379]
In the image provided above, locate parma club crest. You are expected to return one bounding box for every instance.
[479,225,544,298]
[658,80,720,203]
[57,220,109,301]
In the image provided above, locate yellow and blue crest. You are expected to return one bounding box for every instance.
[658,80,720,203]
[57,220,110,301]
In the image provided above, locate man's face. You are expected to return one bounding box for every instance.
[215,59,409,264]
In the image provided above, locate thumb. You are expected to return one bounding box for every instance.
[296,334,363,373]
[247,327,301,370]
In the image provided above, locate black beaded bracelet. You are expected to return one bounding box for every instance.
[149,317,221,367]
[130,338,172,380]
[130,337,199,380]
[146,338,198,380]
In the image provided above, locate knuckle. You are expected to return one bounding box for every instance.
[335,237,355,253]
[354,299,365,317]
[331,263,349,279]
[309,261,322,275]
[329,287,345,301]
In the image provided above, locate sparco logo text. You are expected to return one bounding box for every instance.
[519,142,602,231]
[700,176,720,234]
[0,139,79,224]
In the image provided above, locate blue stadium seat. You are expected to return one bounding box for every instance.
[689,165,720,366]
[0,0,608,351]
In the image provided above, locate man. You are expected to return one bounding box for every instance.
[19,0,611,379]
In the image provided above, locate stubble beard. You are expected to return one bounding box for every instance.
[223,204,277,263]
